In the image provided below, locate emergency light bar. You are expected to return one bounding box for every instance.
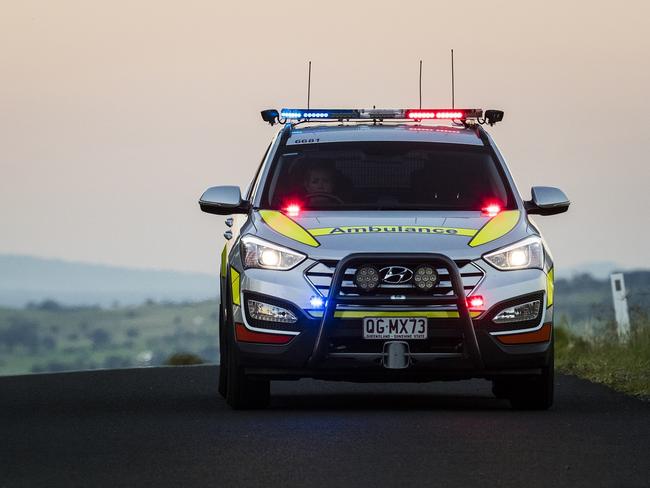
[280,108,482,121]
[261,108,504,126]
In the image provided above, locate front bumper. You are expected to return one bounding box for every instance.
[231,253,553,381]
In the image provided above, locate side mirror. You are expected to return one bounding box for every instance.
[199,186,249,215]
[525,186,570,216]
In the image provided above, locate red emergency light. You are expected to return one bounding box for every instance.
[481,203,502,217]
[283,203,301,218]
[405,109,466,120]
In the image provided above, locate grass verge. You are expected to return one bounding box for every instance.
[555,322,650,398]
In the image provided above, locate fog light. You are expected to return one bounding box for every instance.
[247,299,297,323]
[493,299,541,324]
[414,265,438,290]
[309,296,325,308]
[355,266,379,291]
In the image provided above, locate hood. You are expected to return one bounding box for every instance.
[252,210,530,261]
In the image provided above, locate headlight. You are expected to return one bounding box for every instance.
[483,236,544,271]
[240,235,306,270]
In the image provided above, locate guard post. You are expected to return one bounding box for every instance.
[610,273,630,340]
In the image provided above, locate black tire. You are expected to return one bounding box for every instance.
[492,345,554,410]
[225,340,270,409]
[222,270,270,410]
[217,300,228,399]
[491,379,511,399]
[507,366,553,410]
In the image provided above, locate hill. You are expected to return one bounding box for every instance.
[0,254,219,308]
[0,300,218,375]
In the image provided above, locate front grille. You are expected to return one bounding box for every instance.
[305,259,484,299]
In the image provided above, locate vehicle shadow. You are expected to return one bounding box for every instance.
[271,392,509,411]
[269,379,510,411]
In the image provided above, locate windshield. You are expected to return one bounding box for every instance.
[261,141,515,211]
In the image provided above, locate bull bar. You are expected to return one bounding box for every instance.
[307,253,484,369]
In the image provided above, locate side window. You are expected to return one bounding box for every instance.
[246,143,271,201]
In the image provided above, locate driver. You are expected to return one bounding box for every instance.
[305,166,334,195]
[303,162,342,205]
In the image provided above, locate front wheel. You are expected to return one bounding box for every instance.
[217,300,228,399]
[225,342,270,409]
[221,270,271,409]
[493,363,554,410]
[507,363,554,410]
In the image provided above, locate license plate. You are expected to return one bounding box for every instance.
[362,317,427,340]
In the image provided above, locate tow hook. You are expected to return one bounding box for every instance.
[383,341,410,369]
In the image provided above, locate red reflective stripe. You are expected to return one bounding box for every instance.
[235,323,294,344]
[495,323,552,345]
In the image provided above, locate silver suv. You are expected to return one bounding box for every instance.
[199,107,570,409]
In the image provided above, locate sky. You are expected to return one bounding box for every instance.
[1,0,649,274]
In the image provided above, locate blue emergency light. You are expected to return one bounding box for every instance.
[279,109,359,120]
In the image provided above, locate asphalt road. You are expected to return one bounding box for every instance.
[0,366,648,488]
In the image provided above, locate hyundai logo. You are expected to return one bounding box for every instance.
[379,266,413,284]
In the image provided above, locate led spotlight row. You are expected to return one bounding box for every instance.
[353,265,439,291]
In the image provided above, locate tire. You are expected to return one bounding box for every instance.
[507,365,553,410]
[222,271,270,410]
[493,345,554,410]
[491,379,511,399]
[217,300,228,399]
[225,339,270,409]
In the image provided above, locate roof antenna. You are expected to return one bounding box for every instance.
[307,60,312,109]
[419,60,423,109]
[450,49,455,109]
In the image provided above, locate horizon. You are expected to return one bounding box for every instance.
[2,251,648,277]
[1,252,648,309]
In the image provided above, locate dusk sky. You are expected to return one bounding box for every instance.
[1,0,649,273]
